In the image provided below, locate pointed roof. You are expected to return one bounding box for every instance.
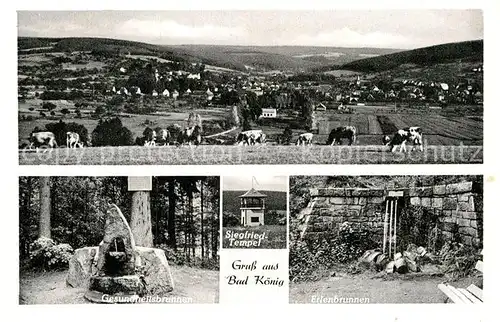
[239,188,267,198]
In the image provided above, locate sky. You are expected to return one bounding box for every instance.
[17,10,483,49]
[223,176,287,192]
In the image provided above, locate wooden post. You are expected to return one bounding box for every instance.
[128,176,153,247]
[388,199,393,258]
[383,199,389,254]
[394,198,398,256]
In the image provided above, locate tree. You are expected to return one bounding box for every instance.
[39,177,51,239]
[167,178,177,249]
[130,190,153,247]
[91,117,134,146]
[42,102,57,111]
[61,108,70,115]
[44,120,89,147]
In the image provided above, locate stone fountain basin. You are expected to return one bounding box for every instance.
[67,246,174,295]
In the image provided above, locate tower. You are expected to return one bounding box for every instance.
[239,188,266,226]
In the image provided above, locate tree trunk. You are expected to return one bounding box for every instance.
[201,181,205,260]
[167,180,177,249]
[130,191,153,247]
[39,176,51,239]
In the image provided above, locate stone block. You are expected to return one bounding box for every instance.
[443,222,458,232]
[470,219,478,229]
[442,197,458,210]
[329,197,345,205]
[421,197,431,207]
[432,197,443,208]
[67,246,99,288]
[368,196,385,204]
[313,197,330,208]
[458,211,477,220]
[457,218,471,227]
[358,197,367,205]
[461,235,473,246]
[458,226,477,237]
[433,184,446,195]
[458,199,475,212]
[458,194,470,202]
[446,182,473,194]
[410,197,421,206]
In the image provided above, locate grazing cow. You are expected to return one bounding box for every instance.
[236,130,266,146]
[29,132,58,152]
[144,129,157,147]
[296,133,314,146]
[383,127,423,152]
[179,125,202,146]
[326,126,357,146]
[66,132,80,148]
[155,129,171,146]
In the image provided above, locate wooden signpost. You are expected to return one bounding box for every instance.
[128,176,153,247]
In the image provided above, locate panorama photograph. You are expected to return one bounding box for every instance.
[18,10,483,165]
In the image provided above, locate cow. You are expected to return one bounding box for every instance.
[66,132,80,148]
[383,127,423,152]
[178,125,202,146]
[326,126,357,146]
[155,129,171,146]
[29,131,58,152]
[236,130,266,146]
[144,129,157,147]
[296,133,314,146]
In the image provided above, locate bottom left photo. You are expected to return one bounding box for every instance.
[19,176,220,304]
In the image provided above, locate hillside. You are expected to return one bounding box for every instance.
[18,37,400,72]
[339,40,483,73]
[223,190,287,215]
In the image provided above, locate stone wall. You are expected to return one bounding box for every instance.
[300,182,482,247]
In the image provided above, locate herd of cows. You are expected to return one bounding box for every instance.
[26,125,425,153]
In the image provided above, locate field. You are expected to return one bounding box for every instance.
[18,104,231,145]
[18,144,483,165]
[20,265,219,304]
[222,225,287,249]
[313,108,483,146]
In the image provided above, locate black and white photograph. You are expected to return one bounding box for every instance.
[222,176,287,249]
[289,175,483,303]
[19,176,220,304]
[17,10,483,165]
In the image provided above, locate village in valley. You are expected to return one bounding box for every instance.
[18,36,483,164]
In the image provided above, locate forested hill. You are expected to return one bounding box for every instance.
[340,40,483,73]
[223,190,287,215]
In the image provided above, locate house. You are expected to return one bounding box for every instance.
[119,67,126,73]
[152,90,158,97]
[239,188,267,226]
[185,88,192,95]
[315,103,327,111]
[260,108,277,118]
[206,89,214,101]
[187,73,201,80]
[162,89,170,97]
[172,90,179,100]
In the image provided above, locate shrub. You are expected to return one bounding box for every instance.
[61,108,70,115]
[29,237,73,271]
[43,102,57,111]
[50,111,56,116]
[223,211,240,227]
[44,120,89,146]
[91,117,134,146]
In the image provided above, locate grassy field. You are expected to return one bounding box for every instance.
[222,225,287,249]
[19,144,483,165]
[19,264,219,304]
[314,109,483,146]
[18,106,231,145]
